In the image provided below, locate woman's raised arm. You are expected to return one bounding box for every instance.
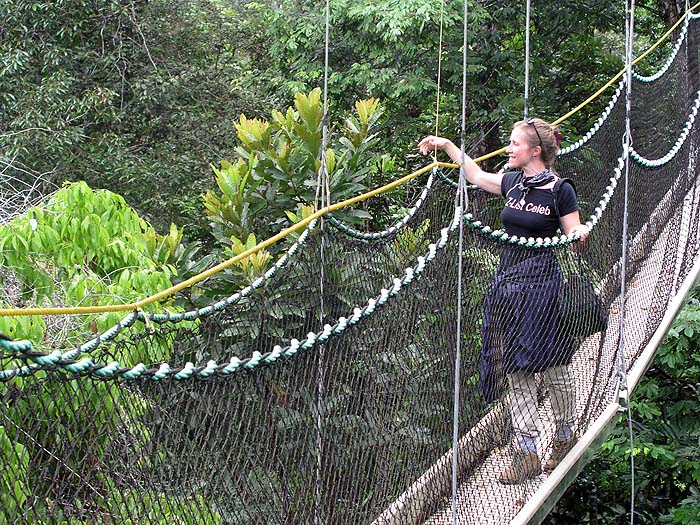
[418,135,503,195]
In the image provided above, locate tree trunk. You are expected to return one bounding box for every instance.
[656,0,687,29]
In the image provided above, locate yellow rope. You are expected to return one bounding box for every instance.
[0,163,444,317]
[3,4,699,318]
[554,1,700,126]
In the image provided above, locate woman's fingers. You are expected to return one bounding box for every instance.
[418,135,446,155]
[571,224,590,242]
[418,136,435,154]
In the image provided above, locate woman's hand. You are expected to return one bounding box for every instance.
[569,223,590,243]
[417,135,503,195]
[560,212,590,244]
[418,135,454,156]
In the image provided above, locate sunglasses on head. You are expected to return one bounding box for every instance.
[527,118,543,149]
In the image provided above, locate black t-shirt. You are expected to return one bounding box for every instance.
[500,171,579,238]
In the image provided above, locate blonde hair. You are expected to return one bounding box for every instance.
[514,118,561,169]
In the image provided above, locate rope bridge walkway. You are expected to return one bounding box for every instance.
[3,11,700,525]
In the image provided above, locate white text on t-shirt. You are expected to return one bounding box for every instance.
[505,196,552,216]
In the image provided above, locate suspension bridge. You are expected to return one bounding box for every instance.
[2,5,700,525]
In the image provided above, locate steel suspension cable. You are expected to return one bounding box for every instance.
[524,0,532,118]
[314,1,332,523]
[620,0,637,523]
[451,0,471,519]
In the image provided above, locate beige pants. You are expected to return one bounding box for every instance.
[508,365,576,453]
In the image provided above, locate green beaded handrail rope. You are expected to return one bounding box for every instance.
[632,15,698,83]
[630,87,700,167]
[558,79,624,156]
[142,217,317,324]
[0,207,468,380]
[0,219,317,377]
[327,171,436,240]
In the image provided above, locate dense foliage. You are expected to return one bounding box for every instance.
[0,183,214,525]
[2,0,635,239]
[244,0,628,167]
[0,181,190,345]
[204,89,388,245]
[1,0,266,239]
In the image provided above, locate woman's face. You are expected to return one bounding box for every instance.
[506,126,539,169]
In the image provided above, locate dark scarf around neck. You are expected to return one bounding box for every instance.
[517,169,554,204]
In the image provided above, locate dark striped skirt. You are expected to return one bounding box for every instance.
[480,248,575,403]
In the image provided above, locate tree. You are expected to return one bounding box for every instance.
[654,0,691,29]
[199,88,391,299]
[242,0,625,171]
[0,182,218,525]
[0,0,268,240]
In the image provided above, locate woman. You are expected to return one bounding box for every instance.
[418,118,589,484]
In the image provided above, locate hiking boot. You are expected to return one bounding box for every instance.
[543,438,577,474]
[498,451,541,484]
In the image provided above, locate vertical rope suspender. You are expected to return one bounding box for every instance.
[524,0,532,118]
[432,1,447,163]
[451,0,471,520]
[620,0,637,523]
[315,1,332,523]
